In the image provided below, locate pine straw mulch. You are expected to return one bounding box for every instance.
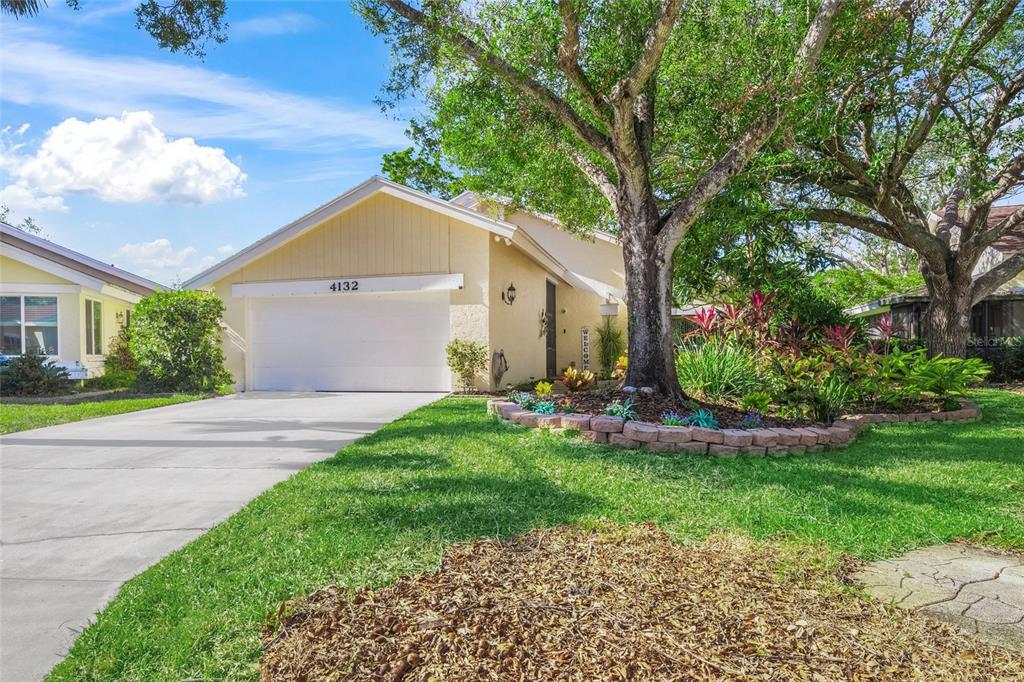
[260,524,1024,681]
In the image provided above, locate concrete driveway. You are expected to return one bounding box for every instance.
[0,391,442,681]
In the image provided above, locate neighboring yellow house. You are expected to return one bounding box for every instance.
[0,222,163,378]
[185,176,627,392]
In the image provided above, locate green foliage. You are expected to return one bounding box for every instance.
[130,291,231,393]
[683,408,719,430]
[104,322,137,373]
[594,318,625,378]
[534,381,553,398]
[806,375,856,424]
[507,390,537,410]
[675,339,761,402]
[557,397,576,414]
[381,143,465,199]
[446,338,489,392]
[84,369,137,391]
[0,351,71,396]
[604,398,637,421]
[901,356,990,399]
[0,394,207,434]
[810,269,924,309]
[533,400,557,415]
[740,391,772,414]
[133,0,227,59]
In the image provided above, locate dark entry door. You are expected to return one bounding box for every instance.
[546,281,557,378]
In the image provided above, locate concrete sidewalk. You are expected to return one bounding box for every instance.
[1,391,442,681]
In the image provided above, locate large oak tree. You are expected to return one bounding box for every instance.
[784,0,1024,357]
[358,0,846,396]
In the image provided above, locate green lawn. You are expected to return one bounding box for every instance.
[50,389,1024,681]
[0,394,209,434]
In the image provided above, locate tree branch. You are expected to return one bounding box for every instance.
[805,207,898,241]
[614,0,685,100]
[656,0,846,253]
[972,250,1024,303]
[557,0,610,124]
[379,0,615,162]
[563,145,618,206]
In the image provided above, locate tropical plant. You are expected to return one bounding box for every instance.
[0,351,71,396]
[612,355,628,381]
[594,318,625,378]
[661,411,686,426]
[562,367,596,392]
[683,408,719,430]
[533,400,557,415]
[902,356,990,401]
[445,338,489,393]
[740,391,772,414]
[823,323,859,353]
[604,398,637,421]
[557,397,576,414]
[675,339,761,402]
[508,390,537,411]
[534,381,553,398]
[805,375,856,423]
[130,291,232,393]
[685,306,717,339]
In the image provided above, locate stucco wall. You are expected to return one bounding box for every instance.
[1,255,72,284]
[488,238,549,388]
[79,292,134,374]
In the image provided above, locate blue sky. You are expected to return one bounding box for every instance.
[1,1,413,284]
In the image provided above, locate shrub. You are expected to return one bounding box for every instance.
[595,318,625,377]
[130,291,232,392]
[683,408,719,430]
[445,338,488,392]
[740,391,771,414]
[534,380,553,397]
[84,369,137,391]
[902,355,989,400]
[806,375,856,423]
[104,322,137,372]
[675,339,760,402]
[508,390,537,410]
[562,367,596,391]
[605,398,637,420]
[557,397,576,413]
[0,351,71,396]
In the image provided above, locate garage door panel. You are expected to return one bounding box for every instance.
[251,292,451,391]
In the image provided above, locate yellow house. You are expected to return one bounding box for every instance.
[0,222,163,378]
[185,176,627,392]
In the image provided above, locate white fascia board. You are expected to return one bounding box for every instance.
[231,272,464,299]
[1,243,106,291]
[0,283,81,294]
[509,231,573,284]
[99,284,144,304]
[185,177,518,290]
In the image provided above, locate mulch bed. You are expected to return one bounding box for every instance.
[260,524,1023,681]
[561,389,814,428]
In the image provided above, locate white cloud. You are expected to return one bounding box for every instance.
[1,28,408,151]
[115,239,236,284]
[0,183,68,214]
[6,112,246,206]
[233,13,318,39]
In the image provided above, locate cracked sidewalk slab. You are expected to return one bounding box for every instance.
[853,544,1024,651]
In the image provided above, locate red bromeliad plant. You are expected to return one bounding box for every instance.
[685,306,717,340]
[823,323,858,354]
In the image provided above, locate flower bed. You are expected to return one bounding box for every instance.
[487,398,981,457]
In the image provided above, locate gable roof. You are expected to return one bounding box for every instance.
[184,176,582,289]
[1,222,163,297]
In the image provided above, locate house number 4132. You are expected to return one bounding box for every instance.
[329,280,359,292]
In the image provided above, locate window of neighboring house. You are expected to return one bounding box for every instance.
[85,299,103,355]
[0,295,59,355]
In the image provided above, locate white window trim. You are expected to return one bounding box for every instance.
[85,298,103,357]
[1,294,61,358]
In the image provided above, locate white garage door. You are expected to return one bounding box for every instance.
[251,292,451,391]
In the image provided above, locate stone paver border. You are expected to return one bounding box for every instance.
[487,398,981,457]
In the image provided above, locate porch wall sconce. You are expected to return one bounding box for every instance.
[502,282,517,306]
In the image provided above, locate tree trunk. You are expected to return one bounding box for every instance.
[922,271,974,358]
[619,204,683,400]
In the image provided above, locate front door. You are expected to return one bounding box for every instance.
[546,281,557,378]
